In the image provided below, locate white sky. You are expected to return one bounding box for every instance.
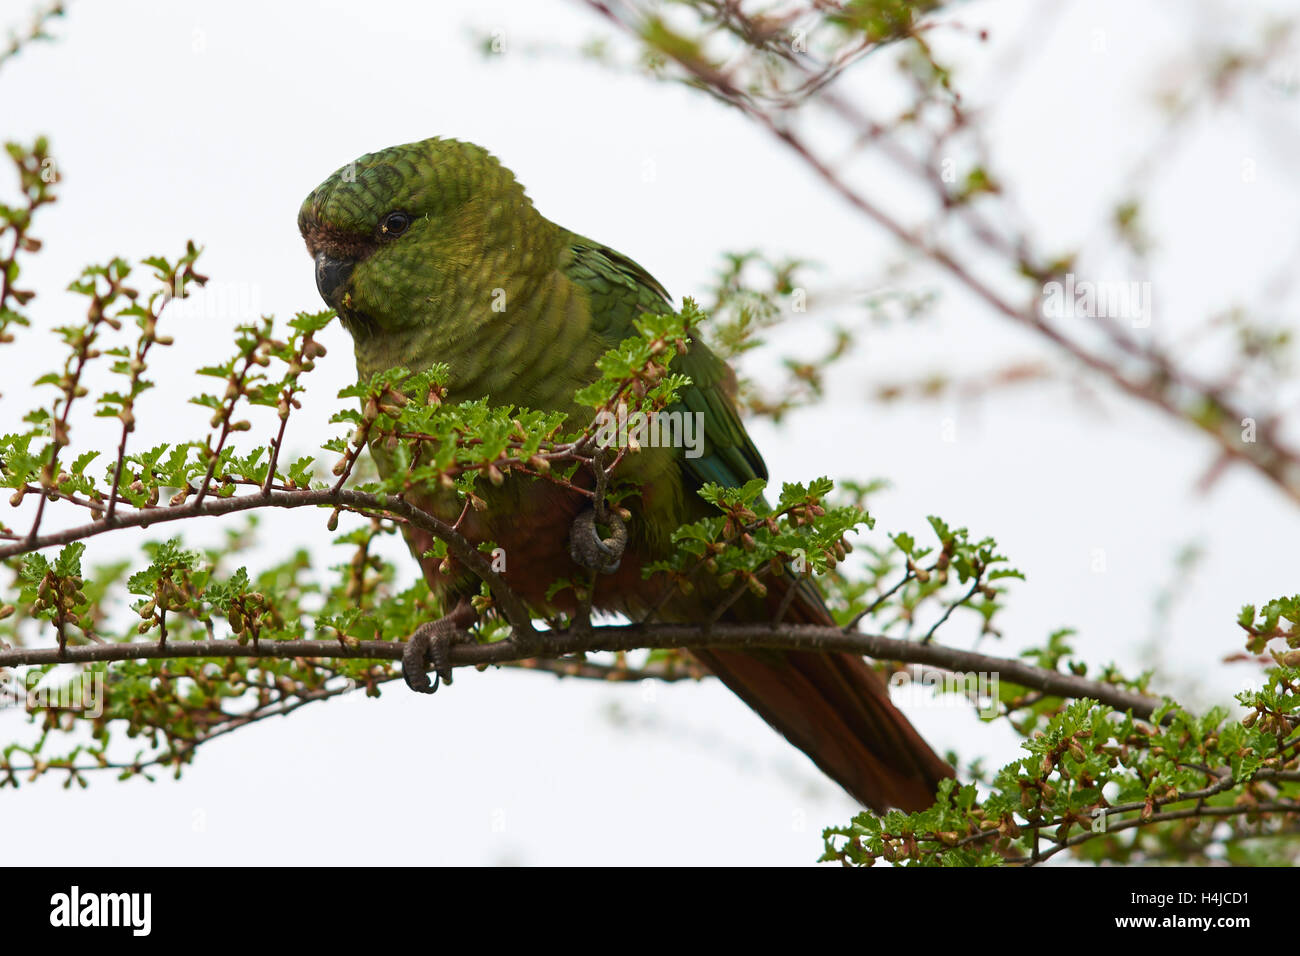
[2,0,1299,865]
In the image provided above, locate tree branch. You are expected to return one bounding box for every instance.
[0,619,1164,720]
[579,0,1300,503]
[0,485,539,638]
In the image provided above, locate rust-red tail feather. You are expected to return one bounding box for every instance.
[690,579,954,812]
[689,647,953,811]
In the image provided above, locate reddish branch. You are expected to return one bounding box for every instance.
[579,0,1300,503]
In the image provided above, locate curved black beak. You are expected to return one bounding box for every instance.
[314,251,355,307]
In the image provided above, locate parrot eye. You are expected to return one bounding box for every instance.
[379,212,412,239]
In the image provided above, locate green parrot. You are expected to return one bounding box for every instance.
[298,136,952,811]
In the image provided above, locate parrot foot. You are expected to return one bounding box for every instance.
[402,602,476,694]
[569,506,627,575]
[569,446,627,575]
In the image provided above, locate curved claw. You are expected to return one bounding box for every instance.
[401,610,473,693]
[569,507,627,574]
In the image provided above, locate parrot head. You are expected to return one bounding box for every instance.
[298,136,544,337]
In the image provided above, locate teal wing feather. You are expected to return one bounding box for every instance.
[561,235,767,494]
[560,234,832,622]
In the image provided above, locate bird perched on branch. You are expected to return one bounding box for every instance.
[299,136,952,811]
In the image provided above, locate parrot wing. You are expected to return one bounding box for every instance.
[562,236,767,490]
[560,234,952,810]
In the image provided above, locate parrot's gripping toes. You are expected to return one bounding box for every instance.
[568,507,627,575]
[401,600,477,694]
[568,449,627,575]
